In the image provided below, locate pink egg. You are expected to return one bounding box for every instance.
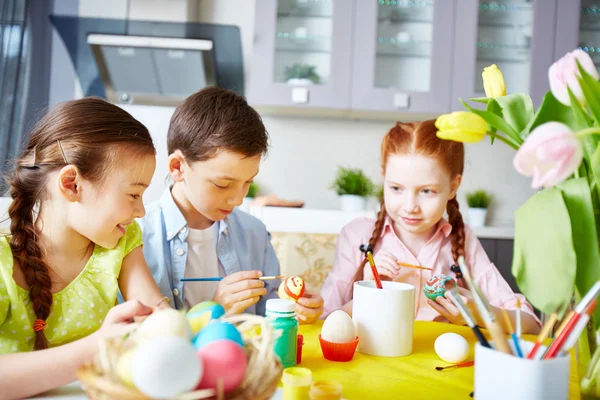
[196,339,247,393]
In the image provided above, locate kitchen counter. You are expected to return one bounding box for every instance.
[248,206,514,239]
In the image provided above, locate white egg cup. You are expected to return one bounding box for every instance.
[475,341,570,400]
[352,281,415,357]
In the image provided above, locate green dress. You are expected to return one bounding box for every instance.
[0,221,143,353]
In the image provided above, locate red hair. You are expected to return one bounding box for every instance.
[353,120,465,284]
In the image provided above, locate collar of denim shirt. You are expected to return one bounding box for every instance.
[160,186,229,241]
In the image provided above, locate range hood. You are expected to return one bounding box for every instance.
[51,15,244,106]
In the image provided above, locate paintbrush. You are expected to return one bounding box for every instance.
[502,307,523,357]
[447,288,490,348]
[359,244,383,289]
[182,276,284,282]
[396,261,433,271]
[435,360,474,371]
[457,256,512,355]
[526,312,558,360]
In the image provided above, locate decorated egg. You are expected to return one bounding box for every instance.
[278,276,306,302]
[187,301,226,320]
[116,349,136,388]
[434,333,470,363]
[321,310,356,343]
[186,310,213,336]
[134,308,191,342]
[193,321,244,349]
[131,336,202,398]
[196,339,248,393]
[423,274,456,301]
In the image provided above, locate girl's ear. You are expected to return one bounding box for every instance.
[449,174,462,199]
[168,150,186,182]
[57,165,81,202]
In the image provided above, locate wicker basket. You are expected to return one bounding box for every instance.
[77,313,283,400]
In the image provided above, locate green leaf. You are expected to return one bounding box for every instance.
[577,61,600,126]
[460,99,522,146]
[527,91,579,135]
[485,99,502,143]
[470,97,491,104]
[567,87,593,131]
[557,178,600,328]
[494,93,535,137]
[512,188,576,314]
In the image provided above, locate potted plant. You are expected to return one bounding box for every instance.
[465,190,492,228]
[240,182,259,213]
[284,63,320,86]
[330,166,374,212]
[435,52,600,396]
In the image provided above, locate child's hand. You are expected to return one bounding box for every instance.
[427,287,479,326]
[96,300,153,339]
[212,270,268,315]
[296,293,324,325]
[362,250,400,280]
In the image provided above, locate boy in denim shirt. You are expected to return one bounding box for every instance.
[140,87,323,322]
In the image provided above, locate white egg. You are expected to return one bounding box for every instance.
[321,310,356,343]
[134,308,191,342]
[434,333,470,363]
[132,336,202,398]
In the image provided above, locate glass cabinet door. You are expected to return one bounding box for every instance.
[453,0,556,110]
[351,0,456,115]
[248,0,354,110]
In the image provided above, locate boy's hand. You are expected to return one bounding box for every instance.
[213,270,267,315]
[296,293,324,325]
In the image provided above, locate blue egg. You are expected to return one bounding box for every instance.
[193,321,244,349]
[187,301,225,320]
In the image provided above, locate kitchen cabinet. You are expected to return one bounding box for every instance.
[555,0,600,69]
[452,0,558,110]
[480,238,519,294]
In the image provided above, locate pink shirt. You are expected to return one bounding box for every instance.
[321,216,539,324]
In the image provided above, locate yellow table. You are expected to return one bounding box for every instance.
[297,321,580,400]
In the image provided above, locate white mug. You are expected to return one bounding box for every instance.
[474,341,570,400]
[352,281,415,357]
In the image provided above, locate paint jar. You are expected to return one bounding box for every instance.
[281,367,312,400]
[308,380,343,400]
[266,299,298,368]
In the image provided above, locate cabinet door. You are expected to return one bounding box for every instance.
[496,239,519,294]
[248,0,354,109]
[452,0,558,109]
[556,0,600,69]
[351,0,456,114]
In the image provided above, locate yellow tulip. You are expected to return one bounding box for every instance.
[435,112,487,143]
[482,64,506,98]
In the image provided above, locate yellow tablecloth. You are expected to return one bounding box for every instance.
[297,321,580,400]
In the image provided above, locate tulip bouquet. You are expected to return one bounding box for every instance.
[436,49,600,395]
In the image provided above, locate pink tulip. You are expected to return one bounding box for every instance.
[513,122,583,189]
[549,49,600,106]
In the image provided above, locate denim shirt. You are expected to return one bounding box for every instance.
[138,188,280,315]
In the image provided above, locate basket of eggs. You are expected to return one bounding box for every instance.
[77,301,283,400]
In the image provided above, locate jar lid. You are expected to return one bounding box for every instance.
[266,298,296,313]
[282,367,312,387]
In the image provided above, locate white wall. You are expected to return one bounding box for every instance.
[78,0,535,226]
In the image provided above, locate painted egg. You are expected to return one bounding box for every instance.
[196,339,248,393]
[434,333,470,363]
[132,336,202,398]
[116,348,136,388]
[278,276,306,302]
[134,308,191,342]
[187,301,226,320]
[321,310,356,343]
[423,274,456,301]
[192,321,244,349]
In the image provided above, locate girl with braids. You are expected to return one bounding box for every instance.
[0,98,167,399]
[321,120,540,334]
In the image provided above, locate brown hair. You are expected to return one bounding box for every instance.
[167,86,268,161]
[353,120,465,283]
[7,97,154,350]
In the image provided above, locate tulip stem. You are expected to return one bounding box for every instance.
[576,128,600,138]
[487,132,519,150]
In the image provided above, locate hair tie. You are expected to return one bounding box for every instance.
[359,243,373,254]
[33,319,47,332]
[450,264,463,280]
